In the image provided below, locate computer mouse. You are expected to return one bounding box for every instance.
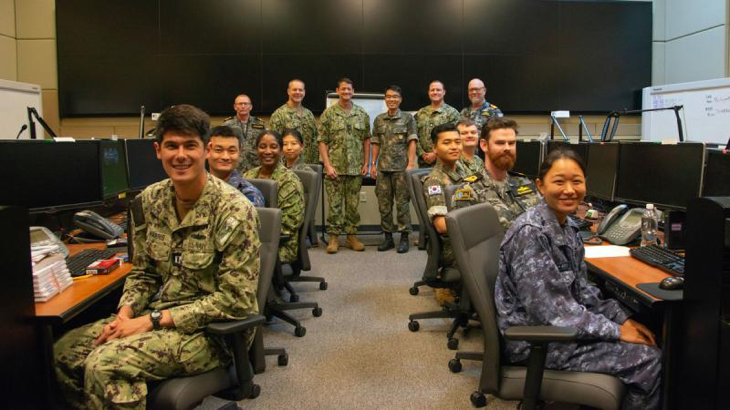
[659,276,684,290]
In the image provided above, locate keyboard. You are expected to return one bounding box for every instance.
[66,249,119,277]
[629,245,685,276]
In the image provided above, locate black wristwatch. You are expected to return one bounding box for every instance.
[150,310,162,330]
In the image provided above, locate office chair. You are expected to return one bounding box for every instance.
[245,179,278,207]
[147,209,284,410]
[407,170,471,350]
[305,164,323,246]
[278,168,327,303]
[405,168,432,297]
[445,203,625,409]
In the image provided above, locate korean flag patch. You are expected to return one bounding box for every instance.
[427,185,442,196]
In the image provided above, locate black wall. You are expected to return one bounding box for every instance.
[57,0,652,117]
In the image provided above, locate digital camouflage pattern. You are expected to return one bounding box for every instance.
[422,162,463,268]
[372,109,418,172]
[223,115,266,173]
[226,169,265,207]
[325,175,362,235]
[376,171,411,233]
[270,103,319,165]
[55,174,261,409]
[318,103,370,176]
[414,103,460,166]
[460,100,503,131]
[245,163,304,263]
[286,156,314,171]
[452,168,541,230]
[455,153,484,177]
[496,202,662,410]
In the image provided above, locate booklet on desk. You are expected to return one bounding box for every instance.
[32,252,73,302]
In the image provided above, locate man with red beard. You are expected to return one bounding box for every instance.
[452,117,540,230]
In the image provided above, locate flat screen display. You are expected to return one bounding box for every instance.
[512,141,543,179]
[702,149,730,197]
[126,139,167,191]
[585,142,620,201]
[99,139,129,198]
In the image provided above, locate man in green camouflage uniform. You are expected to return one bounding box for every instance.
[269,79,319,165]
[415,80,461,168]
[460,78,503,132]
[318,78,371,254]
[371,85,418,253]
[223,93,266,173]
[54,105,260,410]
[452,117,540,230]
[455,118,484,177]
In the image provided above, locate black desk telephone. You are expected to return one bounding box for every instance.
[597,204,644,246]
[73,210,124,240]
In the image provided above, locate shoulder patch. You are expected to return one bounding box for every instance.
[481,111,491,116]
[216,215,242,248]
[490,104,498,109]
[224,116,235,121]
[427,185,442,196]
[463,175,478,183]
[454,187,472,201]
[252,123,265,129]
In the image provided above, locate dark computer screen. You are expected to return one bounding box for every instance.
[512,141,543,179]
[125,139,167,191]
[99,139,129,198]
[585,142,620,201]
[702,149,730,196]
[0,140,102,211]
[615,142,705,210]
[547,140,589,164]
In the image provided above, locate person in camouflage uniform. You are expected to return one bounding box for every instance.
[460,78,503,132]
[453,118,540,230]
[318,78,371,254]
[54,105,261,410]
[223,93,266,173]
[455,118,483,177]
[206,125,265,207]
[497,149,661,410]
[371,85,418,253]
[269,79,319,165]
[244,130,305,264]
[415,80,461,168]
[282,129,314,171]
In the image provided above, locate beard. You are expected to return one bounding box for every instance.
[487,150,516,171]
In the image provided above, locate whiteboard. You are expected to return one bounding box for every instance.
[0,79,44,140]
[325,92,386,131]
[642,77,730,145]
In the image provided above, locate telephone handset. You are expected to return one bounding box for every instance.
[73,210,124,239]
[597,204,645,246]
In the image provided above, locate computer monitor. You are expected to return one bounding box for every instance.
[585,142,620,201]
[512,140,543,179]
[702,149,730,196]
[615,142,705,210]
[99,139,129,198]
[125,139,167,191]
[0,140,103,212]
[546,140,589,165]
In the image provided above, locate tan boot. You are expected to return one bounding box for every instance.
[326,235,339,254]
[346,234,365,251]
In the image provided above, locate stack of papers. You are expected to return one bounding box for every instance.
[31,252,72,302]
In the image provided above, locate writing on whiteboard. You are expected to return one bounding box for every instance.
[705,93,730,118]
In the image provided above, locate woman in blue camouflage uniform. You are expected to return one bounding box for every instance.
[496,148,662,410]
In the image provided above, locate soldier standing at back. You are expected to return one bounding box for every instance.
[269,79,319,165]
[318,78,371,254]
[460,78,503,132]
[415,80,461,168]
[223,93,266,173]
[371,85,418,253]
[455,118,484,177]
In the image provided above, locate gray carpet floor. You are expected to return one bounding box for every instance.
[199,234,520,410]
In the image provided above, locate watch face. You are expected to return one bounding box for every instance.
[151,311,161,320]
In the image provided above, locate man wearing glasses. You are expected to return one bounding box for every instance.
[224,93,266,173]
[460,78,503,132]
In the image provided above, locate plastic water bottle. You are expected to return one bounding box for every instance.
[641,204,659,247]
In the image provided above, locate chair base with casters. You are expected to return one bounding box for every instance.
[266,259,322,337]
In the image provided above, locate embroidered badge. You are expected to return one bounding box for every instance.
[454,188,472,201]
[463,175,478,183]
[427,185,442,196]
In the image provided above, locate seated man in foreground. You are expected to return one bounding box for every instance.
[206,125,265,207]
[54,104,261,409]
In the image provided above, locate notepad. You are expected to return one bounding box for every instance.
[584,245,631,259]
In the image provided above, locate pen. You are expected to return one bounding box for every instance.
[73,274,92,280]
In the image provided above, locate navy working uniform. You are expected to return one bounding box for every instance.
[496,202,662,410]
[226,169,265,207]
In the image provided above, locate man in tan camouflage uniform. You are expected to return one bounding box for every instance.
[415,80,460,168]
[318,78,371,254]
[371,85,417,253]
[452,117,540,230]
[269,79,319,165]
[455,118,484,177]
[54,105,260,409]
[223,93,266,173]
[460,78,503,132]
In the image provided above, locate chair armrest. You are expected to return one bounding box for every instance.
[504,326,577,343]
[206,315,266,335]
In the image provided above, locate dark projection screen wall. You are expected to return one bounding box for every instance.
[56,0,652,117]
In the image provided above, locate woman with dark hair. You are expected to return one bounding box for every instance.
[244,130,305,263]
[496,148,662,410]
[282,128,312,171]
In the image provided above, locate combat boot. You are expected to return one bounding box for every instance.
[397,232,410,253]
[378,232,394,251]
[326,235,339,254]
[346,234,365,251]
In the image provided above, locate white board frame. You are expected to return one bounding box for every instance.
[0,79,44,140]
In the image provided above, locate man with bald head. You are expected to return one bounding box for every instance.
[460,78,503,132]
[223,93,266,173]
